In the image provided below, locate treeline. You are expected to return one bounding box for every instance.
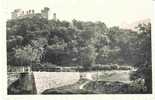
[7,16,151,68]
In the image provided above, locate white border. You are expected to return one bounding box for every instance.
[0,0,155,100]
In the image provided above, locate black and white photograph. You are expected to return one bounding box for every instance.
[5,0,153,95]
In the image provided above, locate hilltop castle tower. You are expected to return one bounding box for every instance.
[41,7,50,19]
[53,13,57,21]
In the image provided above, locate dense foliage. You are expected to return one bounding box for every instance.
[7,16,151,66]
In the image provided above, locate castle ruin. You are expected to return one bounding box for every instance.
[11,7,51,19]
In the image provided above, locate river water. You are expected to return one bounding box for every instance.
[80,70,132,83]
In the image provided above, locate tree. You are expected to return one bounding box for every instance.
[130,23,152,93]
[72,19,83,30]
[77,45,96,68]
[11,45,43,66]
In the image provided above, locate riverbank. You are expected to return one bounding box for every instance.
[42,79,146,94]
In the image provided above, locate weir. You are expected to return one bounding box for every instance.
[33,72,80,94]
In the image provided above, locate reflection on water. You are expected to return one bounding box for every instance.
[80,70,131,83]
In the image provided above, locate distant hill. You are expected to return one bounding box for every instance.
[120,19,150,30]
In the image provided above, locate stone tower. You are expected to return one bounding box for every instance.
[41,7,50,19]
[53,13,57,21]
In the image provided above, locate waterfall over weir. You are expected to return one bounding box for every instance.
[33,72,80,94]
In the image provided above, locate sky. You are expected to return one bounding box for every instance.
[5,0,152,27]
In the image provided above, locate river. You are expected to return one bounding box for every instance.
[8,70,132,94]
